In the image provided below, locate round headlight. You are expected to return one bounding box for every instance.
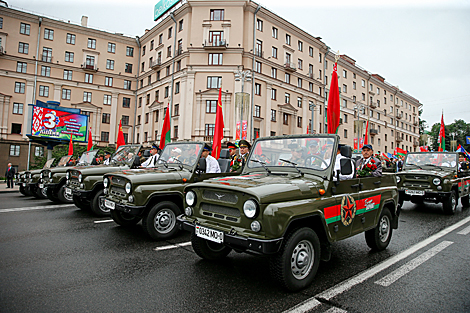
[78,174,83,182]
[243,200,258,219]
[186,191,196,206]
[103,177,109,188]
[251,221,261,232]
[396,176,401,183]
[128,195,134,203]
[48,172,52,178]
[433,178,441,185]
[103,188,108,195]
[185,207,193,216]
[125,182,132,194]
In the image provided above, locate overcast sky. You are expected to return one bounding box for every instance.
[8,0,470,129]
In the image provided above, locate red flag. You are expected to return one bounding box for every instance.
[254,130,263,155]
[68,134,73,155]
[87,128,93,151]
[327,62,340,134]
[306,124,309,135]
[420,146,429,152]
[396,147,407,156]
[116,120,125,149]
[159,104,171,150]
[381,152,390,161]
[363,120,369,145]
[211,88,224,159]
[438,111,445,152]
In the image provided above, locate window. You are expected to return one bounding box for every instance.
[307,46,313,57]
[155,110,160,122]
[85,73,93,83]
[179,19,184,32]
[369,83,373,92]
[106,42,116,54]
[85,55,95,68]
[102,113,111,124]
[141,62,145,72]
[41,66,51,77]
[297,78,302,88]
[83,92,92,102]
[343,84,347,93]
[103,94,111,105]
[283,113,289,125]
[126,46,134,57]
[297,59,303,70]
[122,115,130,125]
[66,33,76,44]
[62,88,71,100]
[362,93,366,101]
[138,97,142,107]
[122,97,131,108]
[286,34,291,45]
[63,70,72,80]
[343,69,347,78]
[166,66,170,76]
[297,97,302,108]
[257,19,263,31]
[272,46,278,59]
[298,40,303,51]
[168,27,173,39]
[297,116,302,128]
[65,51,74,63]
[353,81,356,90]
[105,77,113,87]
[125,63,133,73]
[167,46,172,57]
[208,53,223,65]
[20,23,30,35]
[39,85,49,97]
[18,42,29,54]
[206,100,217,113]
[44,28,54,40]
[271,67,277,79]
[285,93,290,104]
[344,129,348,138]
[106,59,114,70]
[175,82,180,94]
[35,146,44,157]
[254,105,261,118]
[255,61,261,73]
[210,9,224,21]
[203,124,215,136]
[207,76,222,88]
[10,145,20,156]
[309,82,313,92]
[255,83,261,95]
[159,34,163,45]
[0,17,2,29]
[137,115,141,125]
[377,87,380,95]
[319,53,322,63]
[124,80,132,90]
[342,99,347,108]
[343,114,348,123]
[146,94,150,105]
[13,103,23,114]
[174,104,179,116]
[377,112,381,120]
[271,88,277,100]
[362,79,365,88]
[100,131,109,142]
[285,73,290,84]
[164,86,169,98]
[270,109,277,122]
[42,47,52,62]
[272,27,278,39]
[155,90,160,101]
[16,62,27,73]
[87,38,96,49]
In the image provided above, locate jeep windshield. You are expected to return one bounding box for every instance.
[43,158,55,169]
[405,152,457,169]
[247,137,335,172]
[111,145,141,166]
[77,150,99,165]
[157,143,203,168]
[57,155,72,167]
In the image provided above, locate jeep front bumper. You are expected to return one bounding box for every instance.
[398,189,452,202]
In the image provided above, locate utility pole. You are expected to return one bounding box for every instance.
[235,70,251,141]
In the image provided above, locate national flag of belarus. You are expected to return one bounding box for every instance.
[116,120,125,149]
[68,134,73,155]
[326,63,340,134]
[395,147,407,156]
[438,112,445,151]
[159,104,171,150]
[211,88,224,159]
[381,152,390,161]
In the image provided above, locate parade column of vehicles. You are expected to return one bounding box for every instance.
[178,134,399,291]
[396,152,470,214]
[16,158,55,198]
[102,142,239,240]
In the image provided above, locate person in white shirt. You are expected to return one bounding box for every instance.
[140,144,160,168]
[103,151,112,165]
[201,144,221,173]
[333,144,355,181]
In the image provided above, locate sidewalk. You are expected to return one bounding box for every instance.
[0,182,20,193]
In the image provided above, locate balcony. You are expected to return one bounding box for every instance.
[396,113,403,119]
[308,72,314,79]
[396,136,403,142]
[82,63,98,72]
[204,136,213,142]
[203,39,227,50]
[413,120,419,126]
[284,62,296,72]
[41,55,53,63]
[150,58,162,69]
[369,102,377,109]
[413,140,419,146]
[370,129,378,136]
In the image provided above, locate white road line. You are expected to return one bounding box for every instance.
[284,215,470,313]
[154,241,192,251]
[94,219,114,224]
[0,204,75,213]
[325,308,348,313]
[457,224,470,235]
[375,240,453,287]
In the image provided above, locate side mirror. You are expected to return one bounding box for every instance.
[196,158,206,173]
[340,158,353,175]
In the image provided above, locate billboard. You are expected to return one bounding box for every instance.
[154,0,180,21]
[31,105,88,142]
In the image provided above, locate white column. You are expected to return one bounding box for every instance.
[23,80,35,139]
[109,93,119,144]
[265,84,272,136]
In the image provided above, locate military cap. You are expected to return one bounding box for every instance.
[238,140,251,149]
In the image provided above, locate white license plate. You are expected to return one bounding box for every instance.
[104,199,115,210]
[195,225,224,244]
[65,187,72,195]
[405,189,425,196]
[39,184,44,189]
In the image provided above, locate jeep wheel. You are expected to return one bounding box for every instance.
[73,195,90,211]
[57,185,74,204]
[142,201,180,240]
[269,228,320,291]
[46,186,60,203]
[34,187,48,199]
[365,207,392,251]
[191,232,232,260]
[19,185,27,196]
[111,210,141,227]
[91,190,110,217]
[461,195,469,209]
[443,190,457,215]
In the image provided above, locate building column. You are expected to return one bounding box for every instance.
[109,93,119,144]
[265,84,272,136]
[302,96,308,133]
[23,80,35,139]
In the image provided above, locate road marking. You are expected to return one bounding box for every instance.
[457,224,470,235]
[325,307,348,313]
[94,219,114,224]
[154,241,191,251]
[284,215,470,313]
[375,240,453,287]
[0,204,75,213]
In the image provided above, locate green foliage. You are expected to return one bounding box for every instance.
[428,119,470,152]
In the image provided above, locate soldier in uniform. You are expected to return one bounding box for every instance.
[356,144,382,177]
[140,144,160,168]
[103,151,112,165]
[238,140,251,166]
[288,144,305,166]
[227,142,238,163]
[459,153,469,171]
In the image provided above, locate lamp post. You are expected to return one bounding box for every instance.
[309,102,316,134]
[354,102,365,152]
[234,70,251,141]
[450,131,457,151]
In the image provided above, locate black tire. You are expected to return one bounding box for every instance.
[461,194,469,209]
[365,208,393,251]
[73,195,90,211]
[90,189,110,217]
[57,185,74,204]
[442,190,457,215]
[23,186,34,197]
[191,232,232,260]
[269,228,321,291]
[46,186,61,203]
[19,185,28,196]
[111,209,141,227]
[142,201,180,240]
[34,186,48,199]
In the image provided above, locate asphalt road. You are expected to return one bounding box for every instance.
[0,192,469,313]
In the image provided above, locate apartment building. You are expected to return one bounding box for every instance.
[0,0,421,170]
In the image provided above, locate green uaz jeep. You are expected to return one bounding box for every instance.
[102,142,238,240]
[178,134,399,291]
[397,152,470,214]
[25,158,56,199]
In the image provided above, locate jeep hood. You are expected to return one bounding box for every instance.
[78,164,128,175]
[399,169,454,178]
[108,167,191,185]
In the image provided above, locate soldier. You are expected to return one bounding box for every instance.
[227,142,238,162]
[140,144,160,168]
[181,144,198,165]
[201,143,221,173]
[169,147,182,163]
[103,151,112,165]
[288,144,305,166]
[238,140,251,166]
[356,144,382,177]
[459,153,469,171]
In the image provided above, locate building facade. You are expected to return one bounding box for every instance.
[0,0,421,171]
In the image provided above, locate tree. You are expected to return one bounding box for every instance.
[428,119,470,152]
[419,108,427,134]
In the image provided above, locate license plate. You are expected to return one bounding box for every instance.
[195,225,224,244]
[104,199,115,210]
[405,189,425,196]
[65,187,72,195]
[39,184,44,189]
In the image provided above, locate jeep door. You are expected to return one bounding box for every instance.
[354,176,383,234]
[329,177,360,240]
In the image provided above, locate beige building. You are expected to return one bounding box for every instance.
[0,0,421,171]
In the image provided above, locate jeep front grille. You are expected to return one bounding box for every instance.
[202,190,239,204]
[403,182,431,188]
[111,176,126,187]
[110,186,127,198]
[201,203,241,218]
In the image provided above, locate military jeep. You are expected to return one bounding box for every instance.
[65,145,141,217]
[102,142,238,240]
[178,135,399,291]
[25,158,56,199]
[397,152,470,214]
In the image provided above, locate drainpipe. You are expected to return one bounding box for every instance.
[133,36,141,144]
[169,12,178,141]
[249,4,261,142]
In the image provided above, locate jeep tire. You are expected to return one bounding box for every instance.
[19,185,27,196]
[91,189,110,217]
[111,210,141,227]
[34,187,48,199]
[57,185,74,204]
[269,227,321,291]
[142,201,180,240]
[442,190,457,215]
[73,195,90,211]
[46,186,61,203]
[461,194,469,209]
[365,207,392,251]
[191,232,232,260]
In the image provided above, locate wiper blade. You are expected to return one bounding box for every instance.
[251,159,272,175]
[423,163,443,170]
[158,158,169,168]
[279,158,304,176]
[406,163,423,169]
[171,158,183,170]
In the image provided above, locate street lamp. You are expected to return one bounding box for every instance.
[354,102,365,151]
[234,70,251,141]
[309,102,316,134]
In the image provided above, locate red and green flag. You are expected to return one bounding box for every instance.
[68,134,73,155]
[116,120,125,149]
[327,62,340,134]
[211,88,224,159]
[438,111,445,152]
[395,147,407,157]
[159,104,171,150]
[87,128,93,151]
